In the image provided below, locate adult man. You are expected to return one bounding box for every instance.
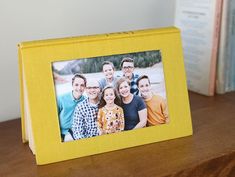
[72,79,101,140]
[57,74,86,141]
[120,57,139,95]
[137,75,169,126]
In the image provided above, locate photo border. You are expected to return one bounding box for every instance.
[53,49,166,142]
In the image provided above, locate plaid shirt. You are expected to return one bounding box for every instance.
[71,98,99,140]
[130,73,139,95]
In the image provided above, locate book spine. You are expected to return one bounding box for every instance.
[216,0,230,94]
[227,0,235,91]
[19,27,179,49]
[18,45,27,143]
[208,0,224,95]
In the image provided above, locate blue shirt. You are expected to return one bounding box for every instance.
[57,92,85,135]
[98,76,119,91]
[72,98,99,140]
[122,95,146,130]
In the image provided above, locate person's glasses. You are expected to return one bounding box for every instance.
[122,66,134,70]
[86,86,99,89]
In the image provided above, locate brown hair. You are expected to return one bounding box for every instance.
[120,57,134,67]
[98,85,121,108]
[136,75,150,87]
[102,61,115,70]
[72,74,87,86]
[116,77,131,93]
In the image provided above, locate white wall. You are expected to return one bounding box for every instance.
[0,0,175,122]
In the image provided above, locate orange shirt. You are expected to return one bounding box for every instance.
[144,94,169,126]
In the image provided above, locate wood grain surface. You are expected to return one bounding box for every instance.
[0,92,234,177]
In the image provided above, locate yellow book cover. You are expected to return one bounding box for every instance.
[18,27,192,165]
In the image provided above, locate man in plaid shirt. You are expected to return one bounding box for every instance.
[72,79,101,140]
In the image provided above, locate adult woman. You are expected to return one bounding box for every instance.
[116,77,147,130]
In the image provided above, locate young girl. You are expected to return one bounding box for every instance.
[97,86,124,135]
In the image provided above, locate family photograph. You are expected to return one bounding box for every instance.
[52,50,169,142]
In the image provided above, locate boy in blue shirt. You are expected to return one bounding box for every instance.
[57,74,86,141]
[98,61,118,90]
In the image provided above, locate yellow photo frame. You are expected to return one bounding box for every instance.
[18,27,192,165]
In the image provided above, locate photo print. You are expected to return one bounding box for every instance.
[52,50,169,142]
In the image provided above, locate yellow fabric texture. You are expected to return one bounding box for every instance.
[19,27,192,165]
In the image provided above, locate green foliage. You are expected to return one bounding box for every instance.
[57,50,161,75]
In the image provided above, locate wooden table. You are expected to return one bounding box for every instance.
[0,92,235,177]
